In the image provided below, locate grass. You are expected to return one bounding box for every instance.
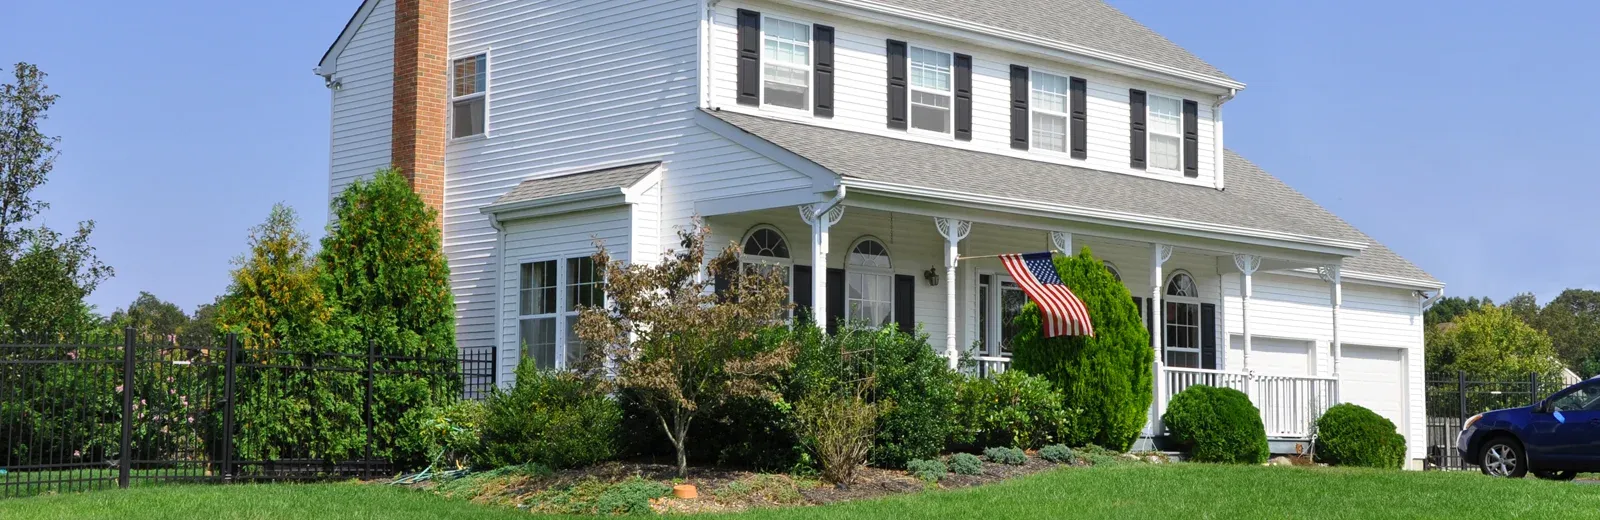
[4,464,1600,519]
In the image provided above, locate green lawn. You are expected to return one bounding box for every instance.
[4,464,1599,519]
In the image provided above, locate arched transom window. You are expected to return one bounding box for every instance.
[740,226,793,313]
[1102,261,1122,283]
[846,238,893,327]
[1163,272,1202,368]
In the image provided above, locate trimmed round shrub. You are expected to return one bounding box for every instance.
[479,360,621,469]
[983,446,1027,466]
[1010,248,1153,451]
[955,371,1075,449]
[1161,385,1268,464]
[1039,444,1075,464]
[906,458,947,482]
[948,452,983,475]
[1315,403,1405,469]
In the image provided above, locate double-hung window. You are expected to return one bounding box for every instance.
[1163,272,1201,368]
[1030,71,1071,153]
[1147,94,1183,172]
[908,46,953,134]
[519,257,603,370]
[846,239,894,327]
[761,18,811,111]
[452,54,488,138]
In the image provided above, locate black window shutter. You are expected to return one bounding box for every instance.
[1132,296,1145,333]
[736,9,761,107]
[886,40,908,130]
[1200,303,1217,369]
[813,25,835,118]
[826,268,846,334]
[1129,89,1147,169]
[1070,77,1088,159]
[1182,99,1200,177]
[714,268,732,302]
[954,53,973,141]
[895,274,916,334]
[793,265,814,325]
[1009,65,1029,150]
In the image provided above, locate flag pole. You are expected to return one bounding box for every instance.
[956,250,1067,262]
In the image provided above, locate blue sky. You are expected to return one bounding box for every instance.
[0,0,1594,315]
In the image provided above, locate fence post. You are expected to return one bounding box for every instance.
[1529,372,1540,407]
[221,333,238,482]
[119,327,135,489]
[1457,370,1467,471]
[364,339,375,478]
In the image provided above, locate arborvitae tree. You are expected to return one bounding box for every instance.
[218,204,329,350]
[1009,247,1153,451]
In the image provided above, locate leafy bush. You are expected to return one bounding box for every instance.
[398,399,485,470]
[983,446,1027,466]
[479,361,621,469]
[595,477,672,516]
[1161,385,1268,464]
[956,371,1074,449]
[1039,444,1075,464]
[1075,444,1127,467]
[1315,403,1406,469]
[525,476,669,516]
[947,453,983,475]
[795,388,882,485]
[847,326,963,469]
[906,459,947,483]
[1009,248,1153,451]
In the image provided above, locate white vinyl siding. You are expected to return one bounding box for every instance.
[327,0,394,208]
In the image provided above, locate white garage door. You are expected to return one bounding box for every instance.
[1340,345,1407,433]
[1230,335,1313,376]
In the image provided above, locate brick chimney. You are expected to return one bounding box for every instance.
[392,0,448,219]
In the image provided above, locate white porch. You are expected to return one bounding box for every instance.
[706,193,1360,443]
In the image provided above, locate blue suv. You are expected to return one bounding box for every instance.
[1458,377,1600,479]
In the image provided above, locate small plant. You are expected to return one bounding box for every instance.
[1074,444,1126,467]
[1315,403,1406,469]
[795,386,884,485]
[712,474,806,505]
[955,371,1075,449]
[479,362,621,469]
[595,477,672,516]
[983,446,1027,466]
[947,453,983,475]
[1039,444,1075,464]
[1162,385,1269,464]
[906,458,947,483]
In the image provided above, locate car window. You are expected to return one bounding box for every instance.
[1550,383,1600,412]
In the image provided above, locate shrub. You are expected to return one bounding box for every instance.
[1161,385,1269,464]
[947,453,983,475]
[594,477,672,516]
[479,361,621,469]
[848,326,963,469]
[983,446,1027,466]
[1038,444,1075,464]
[794,388,883,485]
[1009,248,1153,451]
[399,399,485,470]
[906,459,947,482]
[956,371,1074,449]
[1315,403,1406,469]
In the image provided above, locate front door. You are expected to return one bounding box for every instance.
[1528,381,1600,468]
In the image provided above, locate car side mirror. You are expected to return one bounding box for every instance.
[1535,399,1552,414]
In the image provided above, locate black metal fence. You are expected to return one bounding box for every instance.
[0,330,493,498]
[1423,372,1552,471]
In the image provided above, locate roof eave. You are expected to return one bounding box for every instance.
[317,0,383,77]
[480,187,629,219]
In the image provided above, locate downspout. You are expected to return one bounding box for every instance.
[1212,88,1236,191]
[488,214,507,388]
[810,185,847,221]
[702,0,723,109]
[1419,288,1446,310]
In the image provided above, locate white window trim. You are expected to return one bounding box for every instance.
[1145,92,1184,174]
[758,15,813,116]
[515,255,604,370]
[739,224,796,314]
[906,43,956,139]
[450,49,491,141]
[1028,68,1073,157]
[845,236,895,326]
[1163,271,1202,367]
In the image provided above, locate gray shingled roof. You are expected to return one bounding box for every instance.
[856,0,1233,81]
[491,162,660,207]
[706,109,1434,284]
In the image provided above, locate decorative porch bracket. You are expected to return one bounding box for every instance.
[1232,254,1263,376]
[936,218,972,369]
[801,204,845,329]
[1318,264,1343,381]
[1050,231,1073,255]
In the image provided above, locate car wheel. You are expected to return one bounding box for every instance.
[1480,438,1527,478]
[1534,470,1578,481]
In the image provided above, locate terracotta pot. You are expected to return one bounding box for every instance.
[672,484,698,499]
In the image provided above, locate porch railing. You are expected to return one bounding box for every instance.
[1161,367,1338,439]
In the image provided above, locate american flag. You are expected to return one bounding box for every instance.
[999,252,1094,338]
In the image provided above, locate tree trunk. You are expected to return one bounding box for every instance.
[673,414,693,477]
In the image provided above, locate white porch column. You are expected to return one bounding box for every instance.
[1051,231,1072,255]
[1232,254,1263,372]
[1319,265,1344,380]
[937,218,972,369]
[1149,243,1173,418]
[800,204,844,329]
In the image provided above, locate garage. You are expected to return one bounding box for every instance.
[1230,335,1314,376]
[1339,345,1408,433]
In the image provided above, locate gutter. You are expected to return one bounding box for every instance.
[478,187,628,217]
[1419,287,1447,310]
[810,185,847,221]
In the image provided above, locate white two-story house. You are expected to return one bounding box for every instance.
[314,0,1443,468]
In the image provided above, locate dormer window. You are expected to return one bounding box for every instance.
[762,18,811,111]
[908,46,953,134]
[1030,71,1071,153]
[1147,94,1183,172]
[452,54,488,138]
